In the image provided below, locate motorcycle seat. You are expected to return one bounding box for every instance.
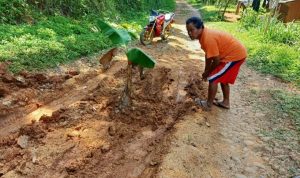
[150,10,159,16]
[165,13,175,22]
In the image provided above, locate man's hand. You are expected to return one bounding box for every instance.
[203,56,220,81]
[202,71,209,81]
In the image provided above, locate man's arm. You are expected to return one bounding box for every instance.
[204,56,212,73]
[202,56,221,80]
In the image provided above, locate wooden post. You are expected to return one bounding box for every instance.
[236,1,242,15]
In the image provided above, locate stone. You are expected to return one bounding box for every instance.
[244,166,258,174]
[263,146,272,153]
[205,121,210,127]
[108,126,116,136]
[273,148,284,155]
[2,99,13,107]
[253,162,266,169]
[261,137,272,142]
[31,148,37,163]
[150,160,158,166]
[232,155,239,161]
[15,76,28,87]
[244,140,255,146]
[67,131,80,138]
[67,70,80,76]
[271,164,279,171]
[279,168,286,175]
[235,174,247,178]
[17,135,29,149]
[101,144,110,153]
[289,152,300,162]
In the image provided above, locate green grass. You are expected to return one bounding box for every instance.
[195,5,222,21]
[271,90,300,133]
[187,0,236,21]
[256,89,300,153]
[0,16,112,72]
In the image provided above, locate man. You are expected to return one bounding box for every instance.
[186,17,247,110]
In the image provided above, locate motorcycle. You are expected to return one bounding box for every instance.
[140,10,175,45]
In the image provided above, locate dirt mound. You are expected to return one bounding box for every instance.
[19,123,47,140]
[185,73,207,100]
[0,70,77,117]
[0,64,205,177]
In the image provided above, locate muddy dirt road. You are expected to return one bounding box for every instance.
[0,0,299,178]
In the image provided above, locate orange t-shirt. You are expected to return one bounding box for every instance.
[199,28,247,62]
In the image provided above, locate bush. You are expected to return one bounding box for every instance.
[0,0,176,24]
[240,10,261,29]
[240,10,300,47]
[0,16,111,72]
[0,0,32,24]
[264,21,300,46]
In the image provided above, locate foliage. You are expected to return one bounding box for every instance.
[0,0,29,24]
[0,0,175,72]
[187,1,236,21]
[0,0,176,24]
[98,19,155,69]
[240,10,300,46]
[0,16,111,72]
[126,48,156,68]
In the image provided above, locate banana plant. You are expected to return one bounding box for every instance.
[97,20,156,108]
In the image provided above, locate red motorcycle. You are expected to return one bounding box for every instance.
[140,10,175,45]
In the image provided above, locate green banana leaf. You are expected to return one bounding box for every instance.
[128,31,138,40]
[113,29,131,45]
[126,48,156,68]
[96,19,115,36]
[97,20,132,45]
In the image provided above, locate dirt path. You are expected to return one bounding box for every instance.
[0,0,204,176]
[0,0,299,178]
[157,1,299,178]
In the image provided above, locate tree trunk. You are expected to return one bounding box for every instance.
[220,0,231,20]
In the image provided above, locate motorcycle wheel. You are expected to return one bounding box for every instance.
[140,28,154,46]
[161,23,172,40]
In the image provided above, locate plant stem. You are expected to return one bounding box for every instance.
[119,62,133,108]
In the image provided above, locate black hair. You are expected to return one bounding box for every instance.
[186,17,204,29]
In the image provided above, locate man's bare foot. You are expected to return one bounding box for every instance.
[213,101,230,109]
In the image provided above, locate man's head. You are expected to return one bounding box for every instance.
[186,17,204,40]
